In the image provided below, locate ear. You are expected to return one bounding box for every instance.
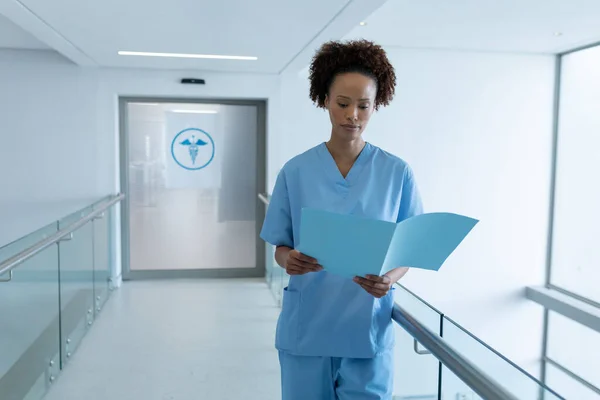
[324,94,330,109]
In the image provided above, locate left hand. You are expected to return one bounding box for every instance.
[353,274,393,298]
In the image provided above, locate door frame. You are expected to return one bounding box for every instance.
[119,97,267,280]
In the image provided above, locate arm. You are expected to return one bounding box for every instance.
[384,266,409,283]
[261,171,322,276]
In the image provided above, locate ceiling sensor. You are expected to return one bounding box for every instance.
[181,78,206,85]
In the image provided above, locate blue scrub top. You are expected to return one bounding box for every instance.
[260,142,423,358]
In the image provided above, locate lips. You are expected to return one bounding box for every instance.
[342,124,360,130]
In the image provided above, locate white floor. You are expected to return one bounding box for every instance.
[43,279,281,400]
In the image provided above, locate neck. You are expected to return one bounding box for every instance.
[326,135,366,163]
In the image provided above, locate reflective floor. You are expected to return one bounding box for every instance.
[43,279,281,400]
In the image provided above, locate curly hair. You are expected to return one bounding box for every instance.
[309,39,396,110]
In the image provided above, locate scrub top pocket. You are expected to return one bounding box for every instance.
[276,287,301,352]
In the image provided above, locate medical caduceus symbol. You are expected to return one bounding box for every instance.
[179,135,208,165]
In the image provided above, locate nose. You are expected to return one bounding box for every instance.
[346,106,358,122]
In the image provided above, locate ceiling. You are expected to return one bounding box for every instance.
[3,0,600,73]
[0,0,381,73]
[0,13,47,50]
[346,0,600,54]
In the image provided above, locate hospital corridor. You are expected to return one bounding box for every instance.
[41,279,282,400]
[2,1,600,399]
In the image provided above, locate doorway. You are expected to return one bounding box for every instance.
[119,98,266,279]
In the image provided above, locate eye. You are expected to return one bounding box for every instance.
[338,103,348,108]
[359,105,369,110]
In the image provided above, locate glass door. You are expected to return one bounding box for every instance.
[120,99,265,279]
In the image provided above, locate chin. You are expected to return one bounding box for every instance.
[335,129,362,141]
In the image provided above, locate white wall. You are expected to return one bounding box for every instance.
[273,48,556,378]
[0,50,101,247]
[0,49,279,281]
[267,69,329,187]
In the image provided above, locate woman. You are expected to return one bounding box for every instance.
[260,39,423,400]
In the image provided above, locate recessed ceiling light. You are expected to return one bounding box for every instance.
[359,21,367,26]
[554,32,563,37]
[118,51,257,61]
[171,110,218,114]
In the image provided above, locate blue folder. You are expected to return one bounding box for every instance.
[297,209,478,278]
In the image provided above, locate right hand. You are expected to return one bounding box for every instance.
[285,250,323,275]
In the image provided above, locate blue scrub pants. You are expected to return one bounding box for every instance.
[279,351,394,400]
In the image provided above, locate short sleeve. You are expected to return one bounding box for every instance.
[397,166,424,223]
[260,170,294,248]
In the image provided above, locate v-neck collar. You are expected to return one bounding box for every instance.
[317,142,373,186]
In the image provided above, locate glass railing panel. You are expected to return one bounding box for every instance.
[272,263,284,307]
[58,206,95,368]
[441,316,565,400]
[265,242,274,288]
[441,365,565,400]
[393,285,442,399]
[0,223,61,400]
[92,199,112,314]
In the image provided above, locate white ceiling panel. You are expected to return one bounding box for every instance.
[0,13,48,50]
[345,0,600,54]
[16,0,352,73]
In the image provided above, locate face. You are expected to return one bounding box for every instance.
[325,72,377,141]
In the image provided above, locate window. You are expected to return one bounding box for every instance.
[550,45,600,305]
[542,44,600,399]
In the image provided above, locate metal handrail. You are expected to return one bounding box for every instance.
[0,194,124,280]
[258,193,270,205]
[393,303,519,400]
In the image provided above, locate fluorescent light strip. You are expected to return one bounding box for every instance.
[171,110,218,114]
[118,51,257,61]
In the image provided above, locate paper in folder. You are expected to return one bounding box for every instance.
[297,209,478,279]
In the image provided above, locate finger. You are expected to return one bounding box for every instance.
[354,277,388,290]
[300,261,323,272]
[362,282,388,294]
[287,266,308,275]
[365,275,393,287]
[360,284,388,298]
[354,276,376,287]
[308,263,323,272]
[371,282,391,291]
[367,275,392,290]
[291,251,318,264]
[286,261,307,273]
[355,275,384,284]
[365,274,387,283]
[368,288,388,298]
[290,260,322,272]
[353,276,367,285]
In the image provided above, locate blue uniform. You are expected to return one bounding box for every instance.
[260,142,423,399]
